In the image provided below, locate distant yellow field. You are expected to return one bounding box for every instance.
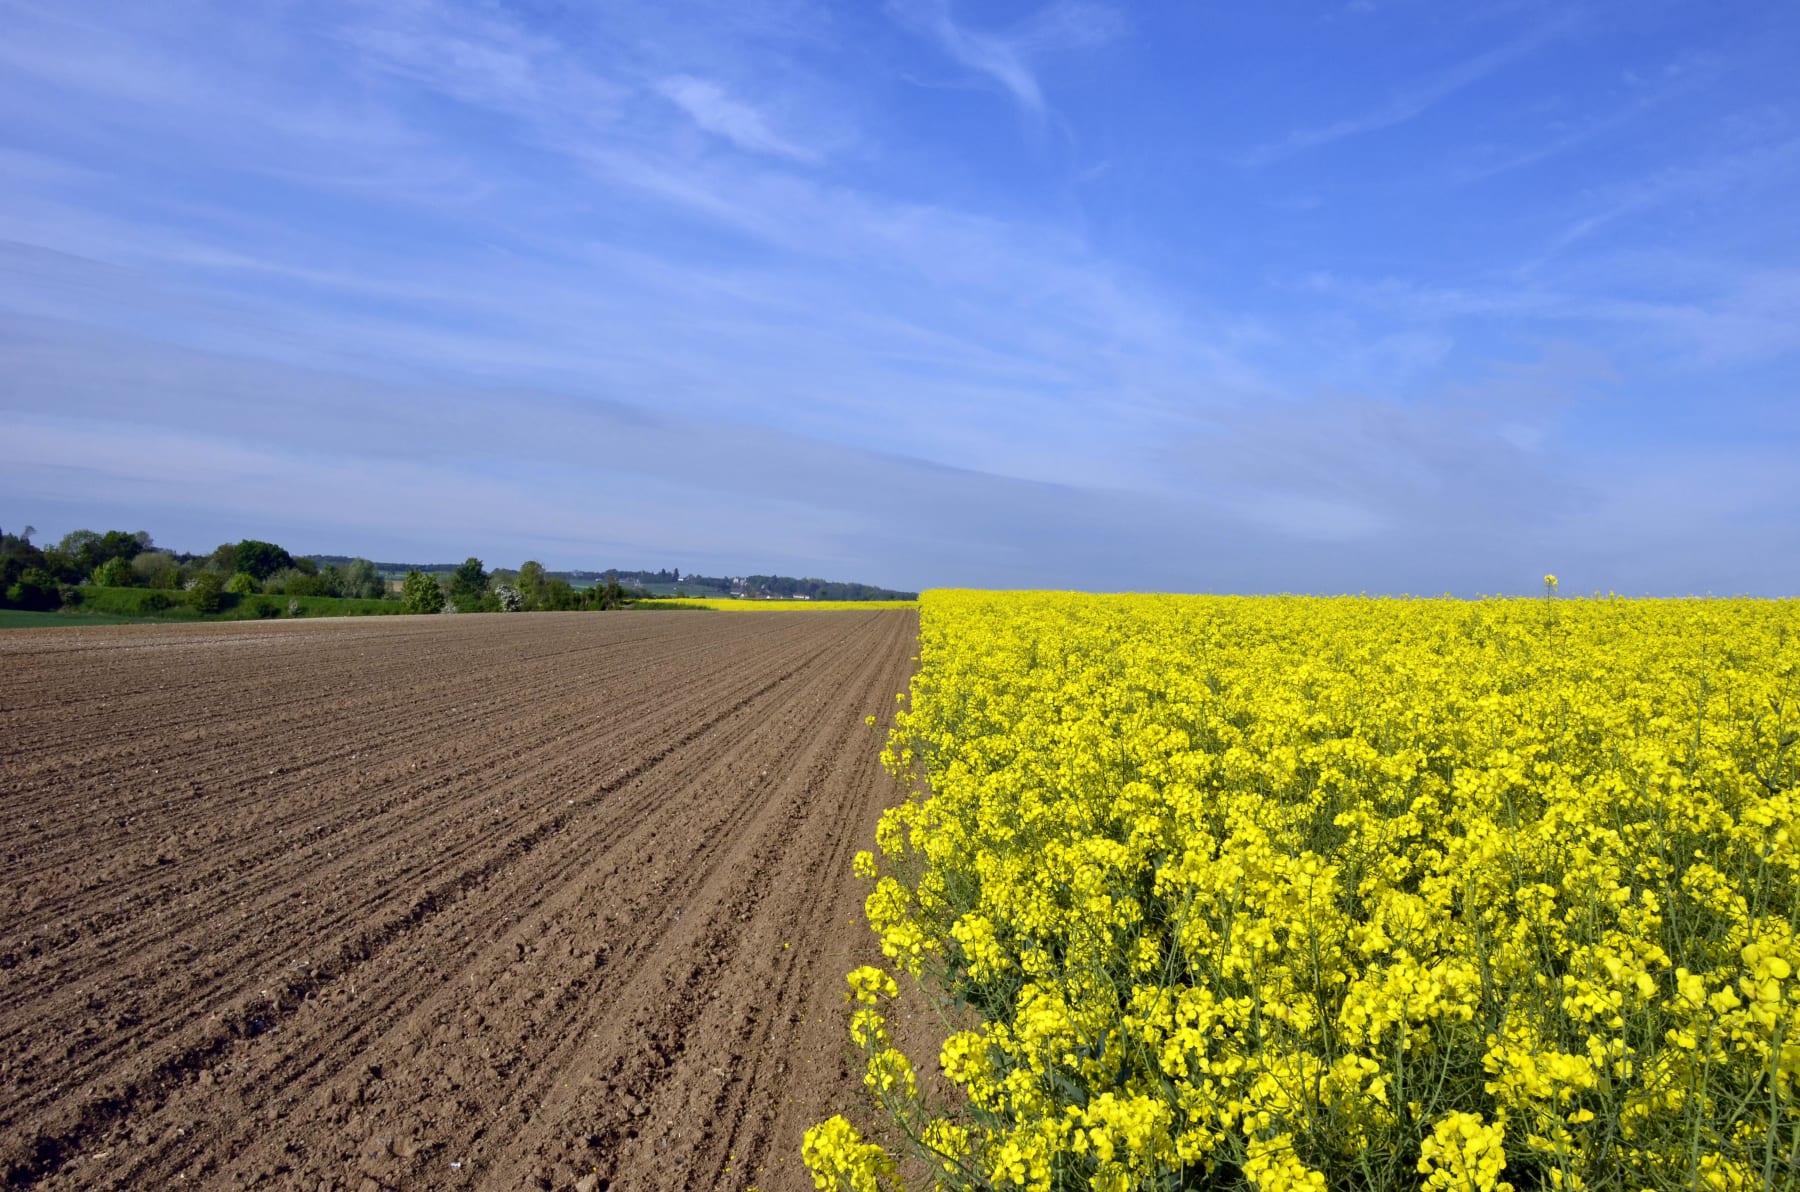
[638,598,917,611]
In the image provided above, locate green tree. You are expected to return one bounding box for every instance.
[226,572,258,595]
[543,577,576,610]
[52,528,144,581]
[450,557,487,610]
[233,539,293,581]
[517,560,548,610]
[6,566,63,611]
[401,569,445,614]
[131,550,181,588]
[1,528,49,600]
[267,566,335,597]
[93,556,135,587]
[187,571,224,614]
[343,558,383,600]
[54,530,102,576]
[595,578,627,610]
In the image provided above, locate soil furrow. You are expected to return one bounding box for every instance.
[0,610,914,1191]
[6,616,861,1165]
[1,615,850,983]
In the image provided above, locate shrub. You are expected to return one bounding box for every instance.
[595,579,628,610]
[5,566,63,610]
[542,578,578,610]
[450,557,487,609]
[233,539,293,581]
[342,557,384,600]
[312,563,347,598]
[263,567,327,597]
[226,572,257,595]
[401,569,445,614]
[131,550,180,588]
[92,557,135,587]
[187,571,224,614]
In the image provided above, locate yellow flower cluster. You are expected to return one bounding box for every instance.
[805,1114,896,1192]
[808,591,1800,1191]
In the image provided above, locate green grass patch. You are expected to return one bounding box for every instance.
[75,587,205,618]
[70,586,407,621]
[0,608,154,628]
[215,592,404,620]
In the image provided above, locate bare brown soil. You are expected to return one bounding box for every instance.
[0,609,918,1191]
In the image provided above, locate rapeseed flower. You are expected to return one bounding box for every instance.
[808,591,1800,1191]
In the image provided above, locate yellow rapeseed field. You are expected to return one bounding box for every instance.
[807,588,1800,1192]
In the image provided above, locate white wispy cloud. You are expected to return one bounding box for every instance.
[656,75,816,161]
[1449,52,1722,185]
[0,145,100,186]
[888,0,1123,116]
[1304,259,1800,367]
[1244,23,1564,166]
[1535,136,1800,262]
[334,2,555,112]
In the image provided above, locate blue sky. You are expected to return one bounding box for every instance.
[2,0,1796,593]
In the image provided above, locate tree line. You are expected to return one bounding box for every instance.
[398,558,632,614]
[0,527,388,612]
[735,574,915,601]
[598,568,916,601]
[3,523,909,616]
[0,526,634,615]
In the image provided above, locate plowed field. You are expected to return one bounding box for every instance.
[0,610,918,1191]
